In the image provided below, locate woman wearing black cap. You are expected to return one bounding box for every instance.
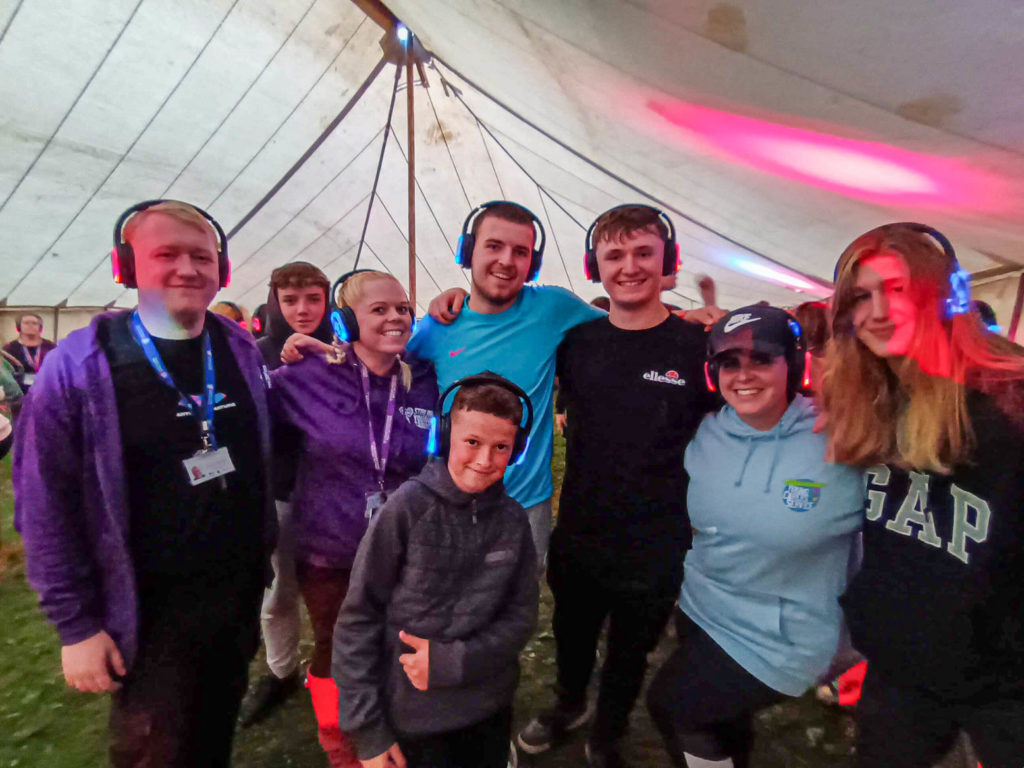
[824,223,1024,767]
[646,305,863,768]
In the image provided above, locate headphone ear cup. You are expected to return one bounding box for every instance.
[333,306,359,343]
[663,242,680,276]
[584,248,600,283]
[456,234,475,269]
[438,413,452,459]
[704,360,717,393]
[115,242,138,288]
[220,253,230,289]
[511,428,529,462]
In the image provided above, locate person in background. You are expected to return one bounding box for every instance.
[238,262,335,727]
[646,305,863,768]
[971,300,1000,334]
[824,223,1024,768]
[271,269,437,768]
[212,300,247,328]
[251,303,269,339]
[15,200,275,767]
[792,300,830,393]
[335,375,538,768]
[4,312,56,393]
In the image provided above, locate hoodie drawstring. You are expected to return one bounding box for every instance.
[734,437,755,487]
[764,428,782,493]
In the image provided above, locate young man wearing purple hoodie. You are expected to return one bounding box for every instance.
[14,201,275,768]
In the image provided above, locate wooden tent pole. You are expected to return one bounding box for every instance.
[1008,272,1024,342]
[406,45,417,309]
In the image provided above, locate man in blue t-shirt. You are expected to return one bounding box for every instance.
[409,201,603,569]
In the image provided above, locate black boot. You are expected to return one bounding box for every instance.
[238,669,301,727]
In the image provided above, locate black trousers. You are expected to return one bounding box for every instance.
[397,706,512,768]
[547,541,675,746]
[646,610,786,768]
[108,579,262,768]
[856,666,1024,768]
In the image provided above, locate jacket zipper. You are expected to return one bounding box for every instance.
[472,499,477,525]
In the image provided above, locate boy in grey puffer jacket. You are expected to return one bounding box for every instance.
[334,377,538,768]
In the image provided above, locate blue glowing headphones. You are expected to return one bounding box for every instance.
[455,201,546,282]
[427,372,534,462]
[329,269,415,343]
[583,204,680,283]
[834,222,971,320]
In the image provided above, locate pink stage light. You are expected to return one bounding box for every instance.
[648,100,1004,210]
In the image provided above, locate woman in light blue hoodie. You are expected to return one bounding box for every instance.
[646,305,863,768]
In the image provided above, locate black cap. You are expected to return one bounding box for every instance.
[708,305,802,360]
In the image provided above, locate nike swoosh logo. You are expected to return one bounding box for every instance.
[449,347,466,357]
[723,315,761,334]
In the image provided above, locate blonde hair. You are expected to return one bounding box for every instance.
[823,224,1024,472]
[327,270,413,390]
[122,201,219,248]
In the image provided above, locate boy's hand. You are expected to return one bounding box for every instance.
[678,305,726,327]
[360,743,406,768]
[280,332,333,364]
[398,630,429,691]
[427,289,468,325]
[62,631,125,693]
[555,412,567,435]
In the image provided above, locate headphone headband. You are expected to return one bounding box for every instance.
[456,201,546,282]
[431,372,534,462]
[584,204,680,283]
[111,199,229,289]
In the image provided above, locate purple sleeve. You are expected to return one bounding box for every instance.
[13,353,104,645]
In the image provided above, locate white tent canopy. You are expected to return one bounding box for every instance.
[2,0,1022,319]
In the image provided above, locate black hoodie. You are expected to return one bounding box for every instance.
[257,276,335,499]
[255,278,334,371]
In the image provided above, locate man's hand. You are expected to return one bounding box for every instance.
[427,289,468,325]
[555,412,567,435]
[679,305,727,327]
[360,743,407,768]
[62,631,125,693]
[398,630,429,691]
[280,333,333,364]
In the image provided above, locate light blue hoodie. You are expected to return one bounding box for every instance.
[680,394,863,696]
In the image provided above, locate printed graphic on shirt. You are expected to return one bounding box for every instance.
[449,347,466,357]
[400,406,432,430]
[175,391,236,418]
[643,369,687,386]
[782,479,823,511]
[865,466,992,565]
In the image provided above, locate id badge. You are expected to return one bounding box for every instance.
[22,373,35,386]
[183,447,235,487]
[365,491,387,519]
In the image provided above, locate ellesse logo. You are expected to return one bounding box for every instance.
[643,369,686,386]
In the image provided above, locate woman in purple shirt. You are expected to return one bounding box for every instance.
[271,270,438,768]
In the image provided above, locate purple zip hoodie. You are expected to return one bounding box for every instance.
[270,346,438,568]
[13,311,276,669]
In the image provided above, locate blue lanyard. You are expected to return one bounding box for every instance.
[130,311,218,450]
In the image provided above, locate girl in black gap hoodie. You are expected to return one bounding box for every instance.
[824,223,1024,768]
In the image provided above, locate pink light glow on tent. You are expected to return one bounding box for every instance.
[648,100,1006,211]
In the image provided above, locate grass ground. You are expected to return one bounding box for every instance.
[0,436,859,767]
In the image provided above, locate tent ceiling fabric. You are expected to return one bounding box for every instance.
[2,0,1022,312]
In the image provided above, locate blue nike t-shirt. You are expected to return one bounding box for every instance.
[407,285,603,508]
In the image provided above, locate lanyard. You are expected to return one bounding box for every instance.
[23,345,41,371]
[130,311,218,450]
[358,360,398,493]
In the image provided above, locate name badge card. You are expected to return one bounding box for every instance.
[365,490,387,519]
[183,447,235,487]
[22,373,35,387]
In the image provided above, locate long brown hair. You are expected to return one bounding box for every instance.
[823,224,1024,472]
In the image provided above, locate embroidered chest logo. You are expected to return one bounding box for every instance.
[643,369,686,387]
[782,480,823,511]
[401,406,433,429]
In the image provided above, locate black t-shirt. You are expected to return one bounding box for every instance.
[99,313,265,589]
[555,314,716,590]
[840,378,1024,699]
